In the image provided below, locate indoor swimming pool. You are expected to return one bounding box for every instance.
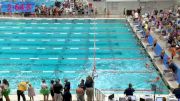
[0,19,169,94]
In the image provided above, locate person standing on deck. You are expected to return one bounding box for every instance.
[54,80,63,101]
[85,76,94,101]
[124,83,135,96]
[17,81,29,101]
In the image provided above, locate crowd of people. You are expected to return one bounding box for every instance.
[0,75,94,101]
[0,0,97,17]
[130,5,180,100]
[134,6,180,60]
[131,6,180,80]
[34,1,96,17]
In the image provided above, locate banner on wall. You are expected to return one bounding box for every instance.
[0,2,35,13]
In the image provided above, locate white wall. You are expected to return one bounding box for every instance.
[88,0,176,15]
[88,0,106,14]
[140,1,175,13]
[106,0,176,15]
[106,1,139,15]
[176,0,180,5]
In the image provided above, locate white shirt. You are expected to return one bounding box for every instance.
[41,83,47,89]
[134,12,139,19]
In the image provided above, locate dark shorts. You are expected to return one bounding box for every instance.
[51,90,54,97]
[160,55,164,60]
[153,43,157,47]
[145,35,149,38]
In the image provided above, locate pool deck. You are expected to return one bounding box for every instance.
[127,17,179,90]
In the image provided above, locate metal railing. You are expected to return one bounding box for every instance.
[0,13,124,18]
[94,88,106,101]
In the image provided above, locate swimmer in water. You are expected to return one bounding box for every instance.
[145,63,154,72]
[147,77,160,83]
[145,63,150,68]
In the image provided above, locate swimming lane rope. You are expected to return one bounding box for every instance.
[92,17,98,79]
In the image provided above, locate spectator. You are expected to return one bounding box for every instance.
[64,79,70,92]
[76,85,85,101]
[50,80,55,101]
[0,80,3,101]
[173,84,180,100]
[160,49,165,63]
[134,10,139,21]
[63,88,72,101]
[177,47,180,59]
[104,8,106,15]
[17,81,28,101]
[167,58,177,80]
[107,9,110,17]
[124,83,135,96]
[40,80,49,101]
[2,79,10,101]
[53,80,63,101]
[137,7,142,15]
[28,84,35,101]
[144,21,149,31]
[170,46,176,59]
[123,8,126,16]
[85,76,94,101]
[145,27,150,42]
[79,79,85,90]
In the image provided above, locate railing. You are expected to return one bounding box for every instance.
[94,88,106,101]
[0,13,125,18]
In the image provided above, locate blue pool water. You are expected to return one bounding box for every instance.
[0,19,169,94]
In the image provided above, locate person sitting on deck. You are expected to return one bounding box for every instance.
[166,58,177,80]
[145,27,150,42]
[170,45,177,59]
[160,49,165,64]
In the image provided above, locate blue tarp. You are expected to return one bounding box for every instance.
[173,64,180,83]
[147,35,154,46]
[154,44,162,56]
[163,54,169,68]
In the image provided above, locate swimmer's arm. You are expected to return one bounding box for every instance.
[146,79,155,82]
